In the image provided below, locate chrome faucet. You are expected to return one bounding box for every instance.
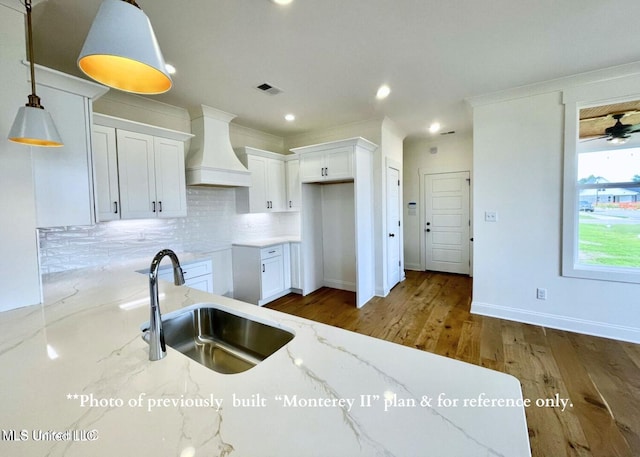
[147,249,185,361]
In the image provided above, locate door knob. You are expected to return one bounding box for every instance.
[426,229,431,232]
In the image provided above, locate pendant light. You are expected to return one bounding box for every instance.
[8,0,63,147]
[77,0,172,94]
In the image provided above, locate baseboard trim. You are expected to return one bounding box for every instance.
[323,279,356,292]
[404,263,422,271]
[471,301,640,344]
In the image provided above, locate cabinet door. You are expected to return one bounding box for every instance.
[261,255,284,299]
[299,152,325,182]
[154,137,187,218]
[324,147,353,181]
[31,85,94,227]
[92,125,120,222]
[116,130,156,219]
[248,155,269,212]
[184,275,213,293]
[285,159,301,211]
[267,158,286,212]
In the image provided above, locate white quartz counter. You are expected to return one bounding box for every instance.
[232,236,300,248]
[0,259,530,456]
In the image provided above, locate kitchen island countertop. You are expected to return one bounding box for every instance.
[0,258,530,456]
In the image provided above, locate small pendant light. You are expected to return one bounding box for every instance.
[77,0,172,94]
[8,0,63,147]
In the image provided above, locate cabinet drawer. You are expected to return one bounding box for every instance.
[181,260,212,279]
[261,245,282,260]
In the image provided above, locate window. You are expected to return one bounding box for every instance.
[563,94,640,283]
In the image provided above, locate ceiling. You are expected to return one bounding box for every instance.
[28,0,640,140]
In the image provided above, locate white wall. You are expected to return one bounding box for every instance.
[471,89,640,343]
[0,4,42,311]
[321,183,356,291]
[403,133,473,270]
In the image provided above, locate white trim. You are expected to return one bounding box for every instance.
[561,75,640,285]
[29,62,109,100]
[471,301,640,344]
[467,61,640,108]
[94,113,194,142]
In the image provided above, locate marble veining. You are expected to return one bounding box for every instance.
[0,261,531,456]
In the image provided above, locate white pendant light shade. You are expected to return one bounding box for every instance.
[8,105,63,147]
[78,0,172,94]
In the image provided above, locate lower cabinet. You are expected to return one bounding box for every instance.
[232,243,299,306]
[156,259,213,293]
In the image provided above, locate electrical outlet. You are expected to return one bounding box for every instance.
[485,211,498,222]
[536,288,547,300]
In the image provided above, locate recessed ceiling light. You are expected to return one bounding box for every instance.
[376,84,391,100]
[429,122,441,133]
[271,0,293,5]
[165,63,176,75]
[285,113,296,122]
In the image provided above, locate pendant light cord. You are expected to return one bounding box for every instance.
[24,0,42,108]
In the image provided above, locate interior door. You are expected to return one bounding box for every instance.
[424,172,470,274]
[387,166,401,289]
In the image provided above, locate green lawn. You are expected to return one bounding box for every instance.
[579,218,640,268]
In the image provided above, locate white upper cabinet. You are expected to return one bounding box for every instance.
[153,136,188,218]
[92,125,119,221]
[297,145,353,183]
[30,66,108,227]
[285,156,301,211]
[235,147,287,213]
[92,114,192,222]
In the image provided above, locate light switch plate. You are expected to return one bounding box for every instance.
[485,211,498,222]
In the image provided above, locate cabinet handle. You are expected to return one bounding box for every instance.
[152,201,156,212]
[159,201,163,212]
[114,201,118,214]
[289,200,292,208]
[262,264,265,273]
[321,167,325,176]
[324,167,328,176]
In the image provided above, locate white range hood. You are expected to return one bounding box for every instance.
[185,105,251,187]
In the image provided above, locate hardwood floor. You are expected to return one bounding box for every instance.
[267,270,640,457]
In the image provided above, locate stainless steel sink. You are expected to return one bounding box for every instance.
[142,305,294,374]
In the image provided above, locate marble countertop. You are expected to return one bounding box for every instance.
[0,258,530,457]
[232,236,301,248]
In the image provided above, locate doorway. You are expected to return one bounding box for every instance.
[423,171,470,274]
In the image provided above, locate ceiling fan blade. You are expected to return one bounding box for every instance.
[628,123,640,134]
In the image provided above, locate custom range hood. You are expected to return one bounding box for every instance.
[185,105,251,187]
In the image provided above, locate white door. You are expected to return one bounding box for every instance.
[285,158,301,211]
[324,147,353,181]
[92,125,120,222]
[116,130,156,219]
[261,255,284,299]
[248,155,269,211]
[154,137,187,218]
[424,172,470,274]
[387,166,402,289]
[267,158,286,212]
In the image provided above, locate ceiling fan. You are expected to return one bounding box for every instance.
[581,113,640,145]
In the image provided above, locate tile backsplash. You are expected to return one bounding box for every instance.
[38,187,300,274]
